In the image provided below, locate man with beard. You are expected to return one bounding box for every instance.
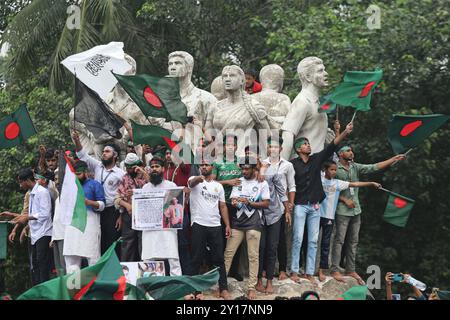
[225,156,271,300]
[331,146,405,284]
[63,161,105,273]
[141,157,182,276]
[188,158,231,300]
[115,153,149,261]
[72,130,125,254]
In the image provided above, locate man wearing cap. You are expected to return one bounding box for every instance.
[188,158,232,299]
[331,146,406,284]
[289,121,354,284]
[63,161,106,273]
[72,130,125,255]
[10,168,53,284]
[114,153,149,262]
[224,156,270,300]
[141,157,182,276]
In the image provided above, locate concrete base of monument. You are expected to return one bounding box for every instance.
[203,275,367,300]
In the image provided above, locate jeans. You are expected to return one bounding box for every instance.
[291,204,321,275]
[319,218,334,269]
[331,214,361,273]
[259,219,281,280]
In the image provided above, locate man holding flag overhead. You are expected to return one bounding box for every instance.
[331,146,406,284]
[71,131,125,255]
[63,161,105,274]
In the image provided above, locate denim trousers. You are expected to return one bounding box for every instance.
[291,204,321,275]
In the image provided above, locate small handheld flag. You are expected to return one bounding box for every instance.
[329,69,383,112]
[113,73,188,124]
[387,114,450,154]
[0,104,37,150]
[380,187,415,228]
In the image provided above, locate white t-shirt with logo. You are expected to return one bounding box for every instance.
[230,178,270,229]
[320,177,350,220]
[188,177,225,227]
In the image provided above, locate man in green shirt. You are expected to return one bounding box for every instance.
[213,135,243,281]
[331,146,406,284]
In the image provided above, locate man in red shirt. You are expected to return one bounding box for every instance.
[245,69,262,94]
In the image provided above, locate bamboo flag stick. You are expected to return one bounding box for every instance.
[351,110,357,122]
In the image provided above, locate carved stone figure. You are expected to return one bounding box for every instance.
[210,76,226,101]
[205,65,271,156]
[252,64,291,129]
[281,57,330,159]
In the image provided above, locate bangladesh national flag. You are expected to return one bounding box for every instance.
[131,120,193,162]
[17,241,131,300]
[383,192,415,228]
[75,79,125,140]
[113,73,188,124]
[329,69,383,111]
[338,285,368,300]
[59,155,88,232]
[318,94,337,113]
[0,223,7,260]
[0,104,37,150]
[387,114,450,154]
[136,268,220,300]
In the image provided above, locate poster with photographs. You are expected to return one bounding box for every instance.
[132,187,184,231]
[120,261,166,286]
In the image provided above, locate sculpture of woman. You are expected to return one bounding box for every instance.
[205,65,271,157]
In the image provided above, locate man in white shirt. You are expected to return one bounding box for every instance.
[224,156,270,300]
[12,168,53,285]
[140,157,181,276]
[188,158,232,300]
[72,130,125,255]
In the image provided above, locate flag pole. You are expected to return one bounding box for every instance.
[351,110,357,122]
[379,187,394,194]
[73,68,77,132]
[336,105,339,122]
[392,148,413,166]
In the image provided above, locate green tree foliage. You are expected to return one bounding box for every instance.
[0,67,72,296]
[134,0,272,87]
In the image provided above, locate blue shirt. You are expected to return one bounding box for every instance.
[82,179,105,212]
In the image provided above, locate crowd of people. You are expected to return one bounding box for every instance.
[1,109,411,300]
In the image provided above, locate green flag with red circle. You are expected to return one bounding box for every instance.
[388,114,450,154]
[383,192,415,228]
[318,94,337,113]
[0,104,37,150]
[113,72,188,124]
[328,69,383,111]
[131,120,193,163]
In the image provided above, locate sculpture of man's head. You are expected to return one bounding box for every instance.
[211,76,226,100]
[222,65,245,92]
[124,54,137,75]
[297,57,328,88]
[260,64,285,92]
[168,51,194,80]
